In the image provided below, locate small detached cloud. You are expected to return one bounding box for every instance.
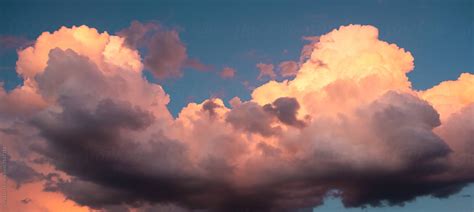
[278,60,299,77]
[118,21,210,79]
[184,58,213,72]
[256,63,276,80]
[219,67,236,79]
[0,35,33,52]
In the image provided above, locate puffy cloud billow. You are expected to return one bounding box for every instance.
[1,23,473,211]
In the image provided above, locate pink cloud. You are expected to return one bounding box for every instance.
[1,24,474,211]
[219,67,236,79]
[256,63,276,80]
[119,21,211,79]
[278,60,298,77]
[184,58,213,72]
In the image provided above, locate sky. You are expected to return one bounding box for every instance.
[0,0,473,211]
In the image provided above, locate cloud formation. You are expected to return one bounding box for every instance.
[278,60,299,77]
[0,35,33,52]
[1,153,43,188]
[220,67,236,79]
[256,63,276,80]
[118,21,210,79]
[1,24,473,211]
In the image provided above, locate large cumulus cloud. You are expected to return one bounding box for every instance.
[1,23,473,212]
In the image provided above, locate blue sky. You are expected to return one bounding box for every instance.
[1,0,473,211]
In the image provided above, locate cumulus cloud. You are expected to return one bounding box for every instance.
[263,97,307,128]
[256,63,276,80]
[421,73,474,120]
[219,67,236,79]
[1,24,474,212]
[0,83,46,118]
[226,101,280,137]
[300,36,319,63]
[275,36,322,78]
[144,29,187,78]
[118,21,211,79]
[278,60,299,77]
[202,99,222,117]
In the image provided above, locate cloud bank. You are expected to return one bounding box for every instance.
[1,23,473,211]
